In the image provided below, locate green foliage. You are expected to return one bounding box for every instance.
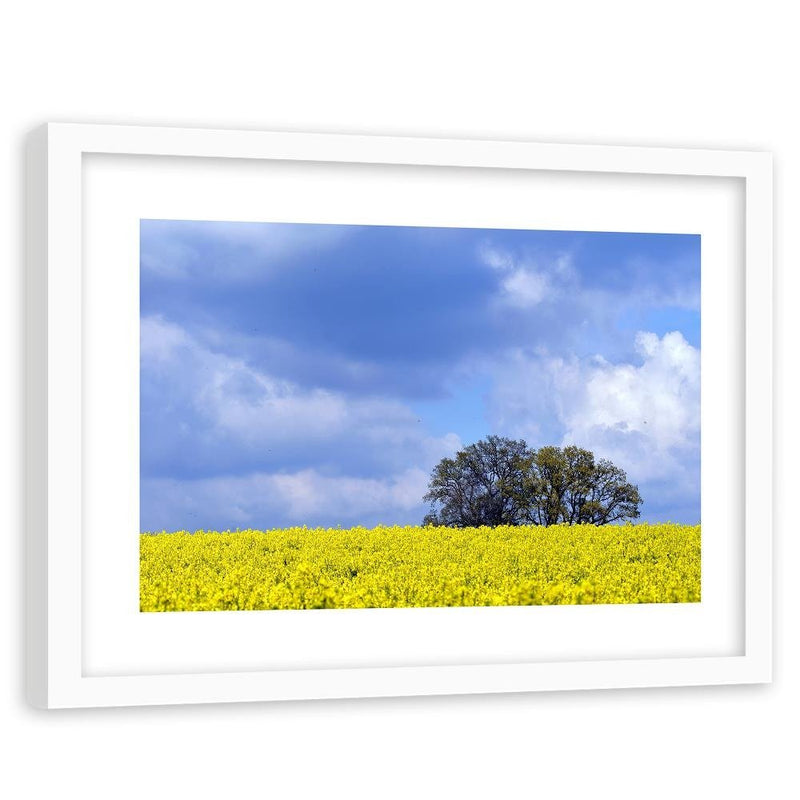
[424,437,642,527]
[422,435,530,527]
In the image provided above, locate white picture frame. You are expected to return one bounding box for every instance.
[26,123,772,709]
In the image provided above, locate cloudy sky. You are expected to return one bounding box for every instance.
[140,220,700,531]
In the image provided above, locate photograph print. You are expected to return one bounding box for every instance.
[139,220,701,612]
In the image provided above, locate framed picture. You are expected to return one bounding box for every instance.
[26,123,772,708]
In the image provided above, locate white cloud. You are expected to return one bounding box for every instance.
[478,242,572,309]
[561,330,699,459]
[141,220,349,281]
[142,467,432,530]
[478,243,515,271]
[486,331,700,488]
[139,237,197,280]
[269,467,430,520]
[479,242,699,323]
[141,315,191,360]
[141,316,462,525]
[143,316,370,444]
[500,268,550,308]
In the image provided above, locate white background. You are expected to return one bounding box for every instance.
[1,1,795,797]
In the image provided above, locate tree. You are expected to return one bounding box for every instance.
[422,435,530,527]
[520,445,642,525]
[423,438,642,527]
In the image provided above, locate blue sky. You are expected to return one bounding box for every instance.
[140,220,700,530]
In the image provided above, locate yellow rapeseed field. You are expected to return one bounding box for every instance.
[139,523,700,611]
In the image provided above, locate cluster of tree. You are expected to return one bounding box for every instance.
[422,435,642,527]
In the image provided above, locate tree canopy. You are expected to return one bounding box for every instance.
[423,436,642,527]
